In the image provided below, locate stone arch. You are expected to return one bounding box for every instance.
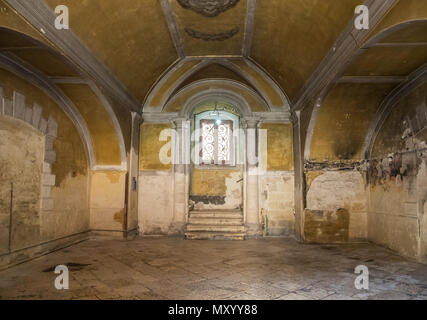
[362,65,427,159]
[205,59,290,110]
[1,88,58,212]
[143,58,290,113]
[86,82,128,170]
[365,19,427,48]
[171,59,283,110]
[0,29,95,169]
[303,19,427,162]
[178,84,254,119]
[0,27,129,171]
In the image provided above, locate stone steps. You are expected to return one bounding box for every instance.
[187,224,245,233]
[185,209,245,240]
[188,217,243,225]
[185,231,245,241]
[190,211,243,219]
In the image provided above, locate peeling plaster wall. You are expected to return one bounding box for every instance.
[367,155,423,259]
[190,168,243,210]
[302,82,426,253]
[304,170,367,243]
[90,170,126,233]
[138,171,174,235]
[368,82,427,261]
[137,119,296,237]
[0,71,89,267]
[259,172,295,236]
[259,123,295,236]
[138,123,175,234]
[0,117,43,253]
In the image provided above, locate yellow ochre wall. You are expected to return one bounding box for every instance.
[139,123,172,171]
[261,123,294,171]
[191,169,240,197]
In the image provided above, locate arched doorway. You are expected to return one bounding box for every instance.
[139,80,293,239]
[190,103,243,210]
[186,102,245,239]
[175,89,262,240]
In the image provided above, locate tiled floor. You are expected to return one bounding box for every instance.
[0,237,426,300]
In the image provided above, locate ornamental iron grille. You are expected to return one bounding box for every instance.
[200,119,233,165]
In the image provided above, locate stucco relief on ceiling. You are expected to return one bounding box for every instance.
[177,0,240,17]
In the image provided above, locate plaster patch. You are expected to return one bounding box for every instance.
[305,170,367,242]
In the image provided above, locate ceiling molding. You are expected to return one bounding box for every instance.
[50,76,88,84]
[370,42,427,48]
[254,112,291,123]
[184,27,240,41]
[362,64,427,159]
[160,0,185,58]
[0,46,39,51]
[185,55,244,60]
[337,76,407,84]
[5,0,142,113]
[242,0,256,57]
[142,112,179,123]
[0,50,96,169]
[293,0,398,112]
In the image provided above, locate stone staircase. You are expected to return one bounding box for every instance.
[185,209,245,240]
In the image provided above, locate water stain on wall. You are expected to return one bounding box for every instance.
[304,208,350,243]
[105,171,122,184]
[114,209,124,225]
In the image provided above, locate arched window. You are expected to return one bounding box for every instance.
[194,110,239,166]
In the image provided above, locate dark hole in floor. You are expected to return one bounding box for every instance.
[42,262,91,272]
[320,246,338,251]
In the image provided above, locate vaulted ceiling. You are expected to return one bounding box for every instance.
[307,1,427,161]
[39,0,371,104]
[1,0,427,163]
[2,0,425,108]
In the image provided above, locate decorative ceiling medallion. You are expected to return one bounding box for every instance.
[177,0,240,17]
[185,27,239,41]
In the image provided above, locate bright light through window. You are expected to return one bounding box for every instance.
[200,119,233,165]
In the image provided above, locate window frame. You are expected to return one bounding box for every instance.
[194,111,239,168]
